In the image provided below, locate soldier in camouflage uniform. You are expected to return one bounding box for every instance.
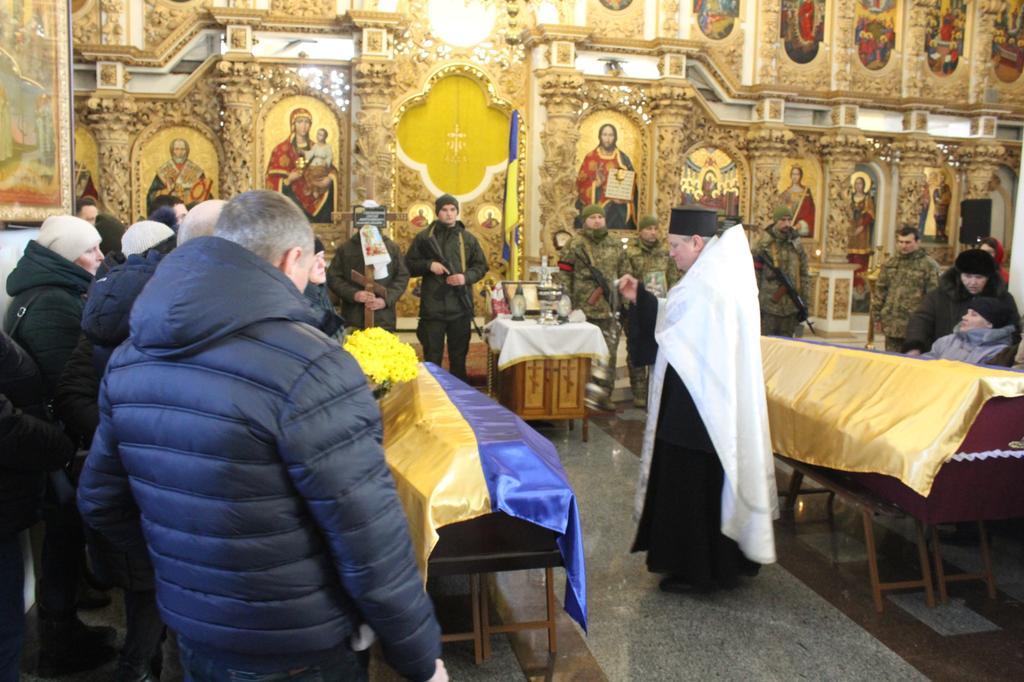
[623,215,681,408]
[752,205,810,337]
[556,204,628,410]
[871,225,941,352]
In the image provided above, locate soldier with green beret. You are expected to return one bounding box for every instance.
[556,204,629,410]
[752,205,810,337]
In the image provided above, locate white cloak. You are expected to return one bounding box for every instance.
[633,225,778,564]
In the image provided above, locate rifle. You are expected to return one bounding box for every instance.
[755,253,816,334]
[575,248,621,313]
[426,235,485,340]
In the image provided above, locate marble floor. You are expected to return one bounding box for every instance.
[20,402,1024,681]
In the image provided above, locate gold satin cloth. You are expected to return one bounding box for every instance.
[761,337,1024,496]
[379,366,491,575]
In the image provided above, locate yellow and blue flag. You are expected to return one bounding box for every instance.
[502,111,522,280]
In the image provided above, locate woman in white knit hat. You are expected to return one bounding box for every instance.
[1,215,118,676]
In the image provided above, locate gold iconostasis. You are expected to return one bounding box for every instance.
[37,0,1024,319]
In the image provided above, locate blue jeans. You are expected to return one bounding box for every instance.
[178,638,368,682]
[0,534,25,682]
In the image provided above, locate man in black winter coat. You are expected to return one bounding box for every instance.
[904,249,1021,355]
[406,194,487,380]
[78,191,447,682]
[0,332,104,680]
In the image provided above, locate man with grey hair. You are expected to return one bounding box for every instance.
[78,191,446,682]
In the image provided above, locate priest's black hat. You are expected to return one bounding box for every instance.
[669,206,718,237]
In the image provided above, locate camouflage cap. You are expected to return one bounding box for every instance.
[638,215,658,230]
[580,204,605,220]
[773,205,793,221]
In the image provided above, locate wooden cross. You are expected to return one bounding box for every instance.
[336,208,402,329]
[350,268,388,328]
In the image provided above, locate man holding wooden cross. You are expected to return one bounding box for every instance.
[327,204,409,332]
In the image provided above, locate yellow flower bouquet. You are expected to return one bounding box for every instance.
[343,327,420,399]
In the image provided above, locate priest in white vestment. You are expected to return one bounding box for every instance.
[619,206,778,593]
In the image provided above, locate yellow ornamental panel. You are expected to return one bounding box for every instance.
[396,74,510,198]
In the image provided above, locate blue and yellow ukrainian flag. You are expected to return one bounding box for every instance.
[380,363,587,631]
[502,111,522,280]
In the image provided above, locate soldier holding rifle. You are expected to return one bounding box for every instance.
[752,205,810,337]
[555,204,629,410]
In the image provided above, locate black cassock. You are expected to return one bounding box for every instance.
[628,285,759,590]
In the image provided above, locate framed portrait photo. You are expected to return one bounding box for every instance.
[0,0,74,222]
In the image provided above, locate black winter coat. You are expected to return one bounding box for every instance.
[55,252,164,589]
[406,220,487,321]
[327,234,409,331]
[77,237,440,679]
[3,240,93,397]
[0,332,76,535]
[903,267,1020,353]
[54,252,162,446]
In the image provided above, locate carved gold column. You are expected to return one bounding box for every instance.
[959,141,1006,200]
[755,5,781,83]
[746,125,794,230]
[214,60,262,198]
[537,68,584,259]
[99,0,126,45]
[830,2,856,91]
[894,136,939,229]
[819,131,871,263]
[647,82,695,229]
[353,59,397,207]
[84,95,137,221]
[903,0,932,98]
[970,0,1002,104]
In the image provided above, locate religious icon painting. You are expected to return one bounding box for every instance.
[599,0,634,9]
[477,203,502,230]
[575,111,642,230]
[992,0,1024,84]
[926,0,967,77]
[263,95,342,224]
[679,145,742,218]
[855,0,898,71]
[780,0,826,65]
[918,167,956,244]
[848,166,878,314]
[776,159,821,241]
[0,0,73,221]
[135,126,218,219]
[74,127,100,204]
[694,0,740,41]
[407,202,435,230]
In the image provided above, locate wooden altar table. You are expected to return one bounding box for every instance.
[485,317,608,442]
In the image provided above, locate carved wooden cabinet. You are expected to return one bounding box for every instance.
[493,355,590,441]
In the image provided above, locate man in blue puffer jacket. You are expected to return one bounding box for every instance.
[77,191,445,682]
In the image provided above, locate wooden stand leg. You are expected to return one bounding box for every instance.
[862,509,884,613]
[931,527,949,604]
[471,574,483,664]
[915,521,936,608]
[479,573,491,661]
[785,471,804,512]
[568,419,574,431]
[978,521,997,599]
[582,413,589,443]
[545,567,558,655]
